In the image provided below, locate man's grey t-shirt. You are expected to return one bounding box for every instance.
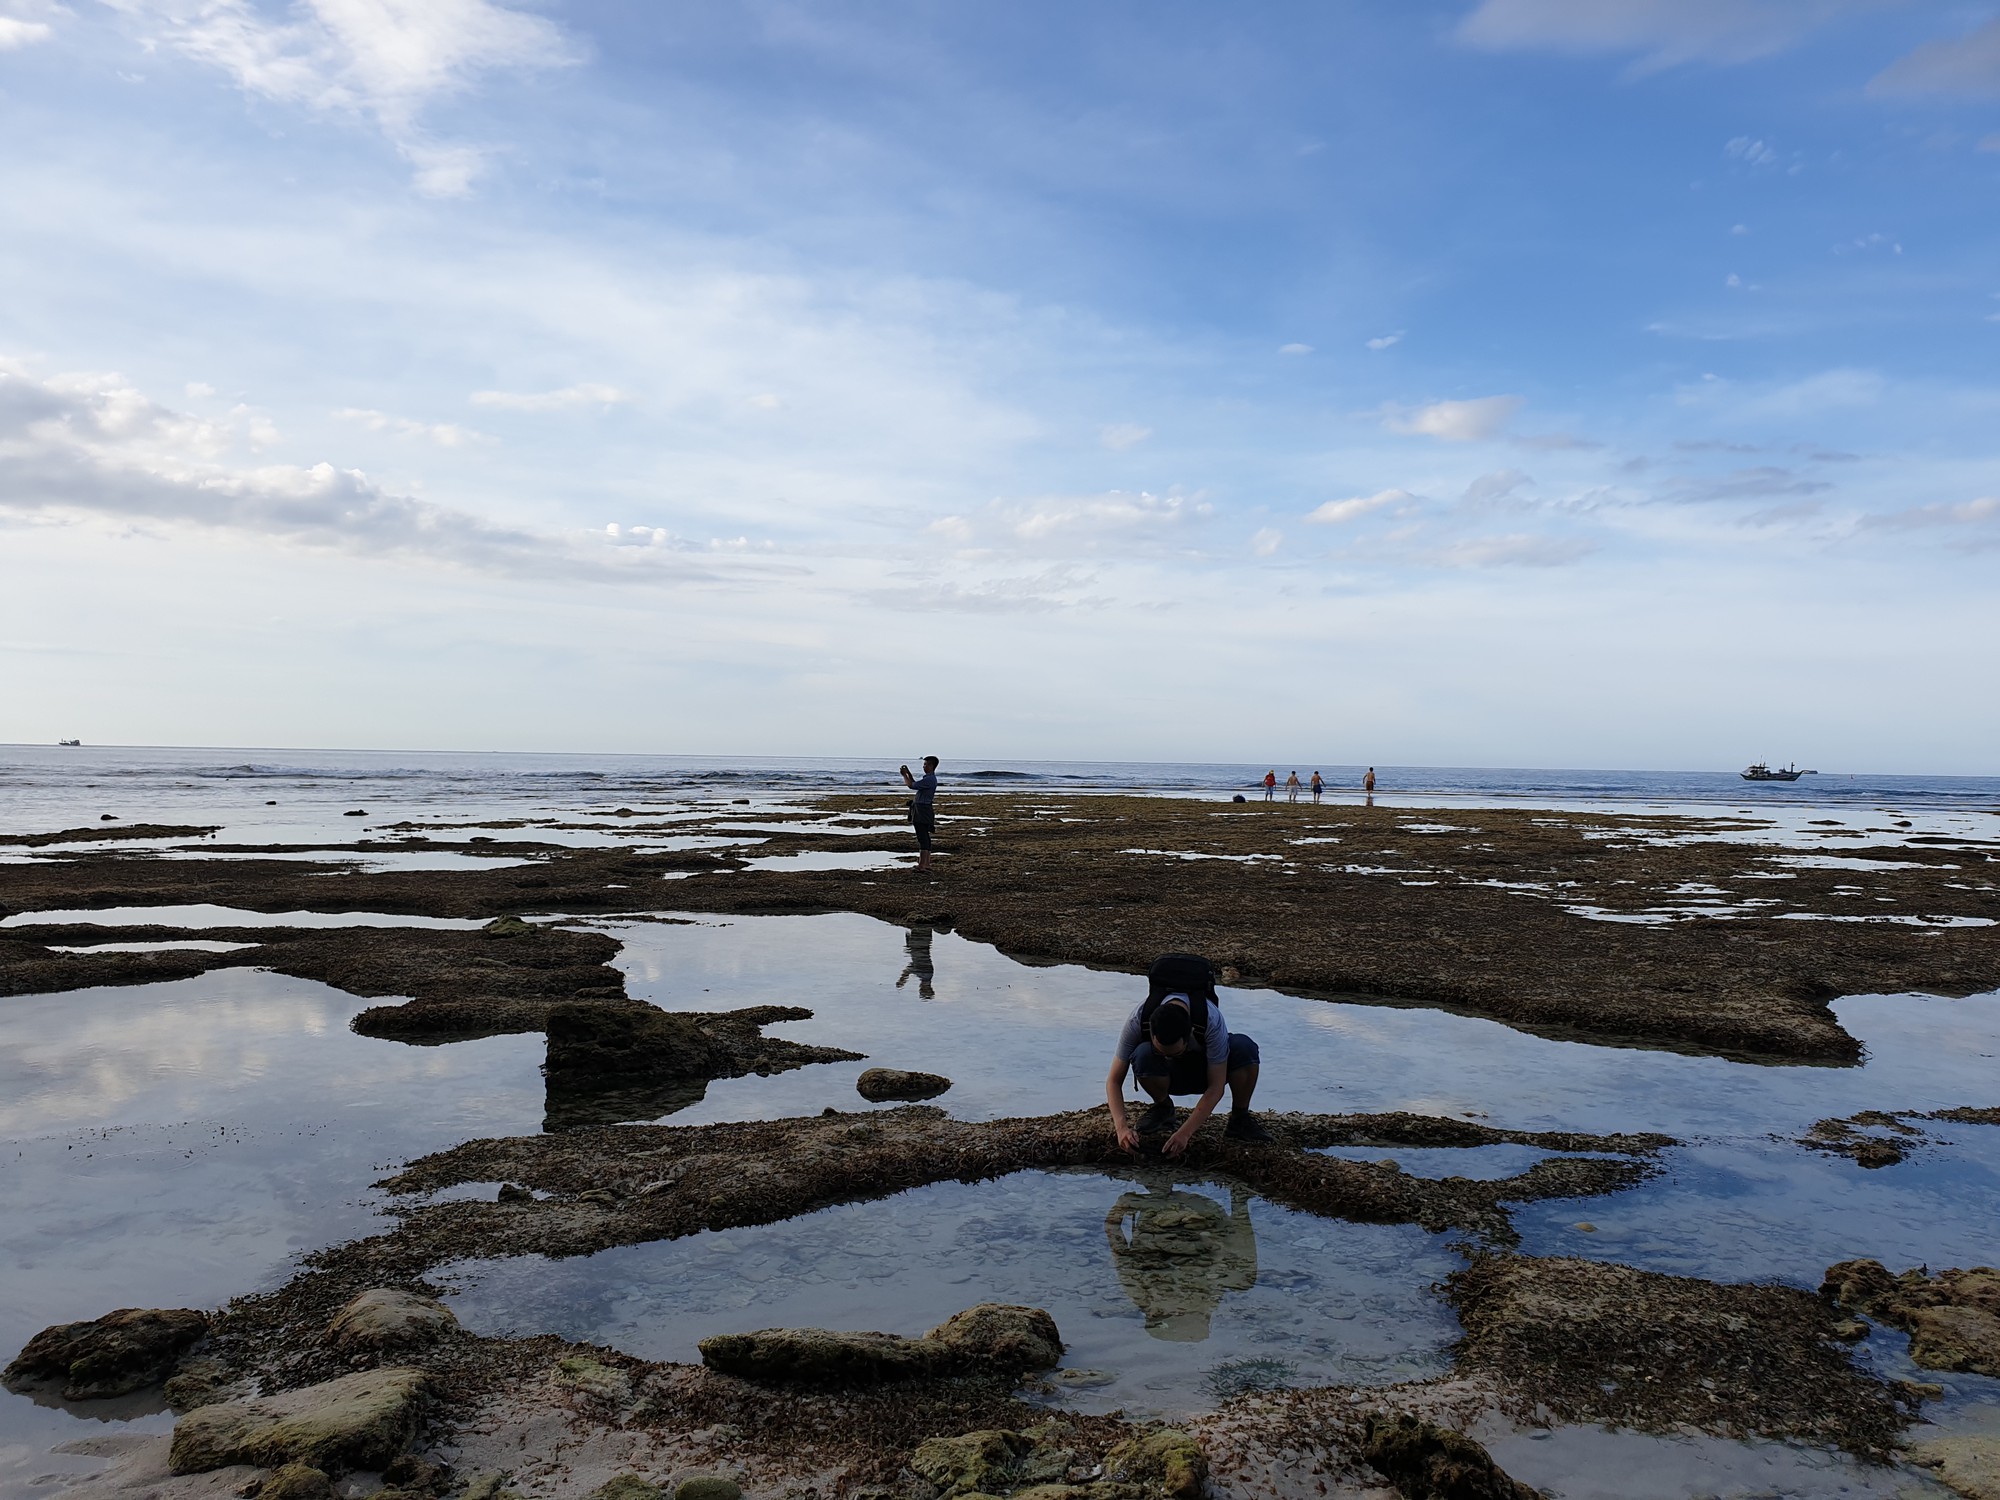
[1115,995,1229,1067]
[912,771,938,809]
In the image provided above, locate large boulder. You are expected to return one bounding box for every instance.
[698,1304,1061,1386]
[4,1307,208,1399]
[325,1289,457,1354]
[1823,1259,2000,1376]
[168,1367,431,1475]
[856,1068,952,1103]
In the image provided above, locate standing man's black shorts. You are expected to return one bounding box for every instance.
[912,805,935,851]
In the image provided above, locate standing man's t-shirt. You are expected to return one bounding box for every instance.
[1114,995,1230,1069]
[912,770,938,810]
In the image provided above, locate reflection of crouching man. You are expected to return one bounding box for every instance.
[1107,953,1272,1155]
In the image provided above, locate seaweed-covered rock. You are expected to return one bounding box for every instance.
[699,1304,1061,1386]
[168,1367,431,1475]
[1450,1254,1915,1454]
[674,1478,742,1500]
[1823,1259,2000,1376]
[325,1289,457,1353]
[856,1068,953,1103]
[4,1307,208,1400]
[1102,1430,1206,1500]
[1359,1414,1537,1500]
[911,1431,1065,1497]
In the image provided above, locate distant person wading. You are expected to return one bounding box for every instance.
[900,756,940,873]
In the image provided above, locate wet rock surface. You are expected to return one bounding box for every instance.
[5,793,1996,1054]
[1358,1413,1537,1500]
[1448,1253,1918,1454]
[168,1366,432,1474]
[325,1289,458,1354]
[698,1304,1061,1385]
[541,1001,863,1130]
[1824,1259,2000,1376]
[856,1066,953,1102]
[4,1306,209,1400]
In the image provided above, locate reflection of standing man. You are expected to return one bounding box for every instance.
[896,925,937,999]
[900,756,940,873]
[1104,1182,1260,1342]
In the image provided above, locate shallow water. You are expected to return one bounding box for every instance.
[0,905,489,930]
[438,1169,1462,1417]
[0,969,544,1498]
[7,909,2000,1497]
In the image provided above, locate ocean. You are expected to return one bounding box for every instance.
[3,743,1998,839]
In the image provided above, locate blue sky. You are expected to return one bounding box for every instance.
[1,0,1996,769]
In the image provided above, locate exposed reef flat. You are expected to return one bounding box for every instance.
[3,794,1996,1057]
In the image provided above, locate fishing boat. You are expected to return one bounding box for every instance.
[57,738,81,747]
[1741,761,1809,782]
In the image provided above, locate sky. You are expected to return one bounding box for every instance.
[1,0,1996,771]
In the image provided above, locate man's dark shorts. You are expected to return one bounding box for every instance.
[911,806,935,851]
[1131,1033,1259,1095]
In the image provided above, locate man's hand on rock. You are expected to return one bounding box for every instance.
[1163,1123,1196,1158]
[1114,1123,1141,1154]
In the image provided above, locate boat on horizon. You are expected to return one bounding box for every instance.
[1742,761,1814,782]
[57,738,81,747]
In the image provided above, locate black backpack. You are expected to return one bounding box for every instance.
[1140,952,1220,1048]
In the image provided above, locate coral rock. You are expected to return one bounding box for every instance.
[4,1307,209,1400]
[168,1367,431,1475]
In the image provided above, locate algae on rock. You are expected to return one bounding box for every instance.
[4,1306,209,1400]
[168,1366,431,1475]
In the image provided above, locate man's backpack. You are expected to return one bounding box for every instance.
[1140,952,1221,1048]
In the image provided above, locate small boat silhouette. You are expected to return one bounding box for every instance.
[1741,761,1814,782]
[57,738,81,747]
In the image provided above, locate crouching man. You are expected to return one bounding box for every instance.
[1107,953,1273,1155]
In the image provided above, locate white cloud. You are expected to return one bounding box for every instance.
[1870,20,2000,99]
[469,383,626,411]
[1099,422,1152,450]
[1731,223,1750,235]
[335,406,485,447]
[1365,332,1404,351]
[1306,488,1412,524]
[746,393,783,411]
[1455,0,1890,70]
[1982,135,2000,154]
[1430,534,1595,568]
[929,490,1210,553]
[0,361,700,581]
[1278,343,1313,356]
[1250,527,1282,557]
[0,15,54,49]
[102,0,581,193]
[184,381,217,399]
[1383,395,1524,442]
[1724,137,1777,167]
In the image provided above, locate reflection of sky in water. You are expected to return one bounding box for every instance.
[6,909,2000,1494]
[438,1169,1460,1418]
[0,906,487,930]
[0,969,545,1497]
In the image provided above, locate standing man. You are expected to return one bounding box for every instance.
[900,756,940,872]
[1107,953,1273,1153]
[1262,770,1277,801]
[1363,767,1376,794]
[1310,771,1323,804]
[1285,771,1301,803]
